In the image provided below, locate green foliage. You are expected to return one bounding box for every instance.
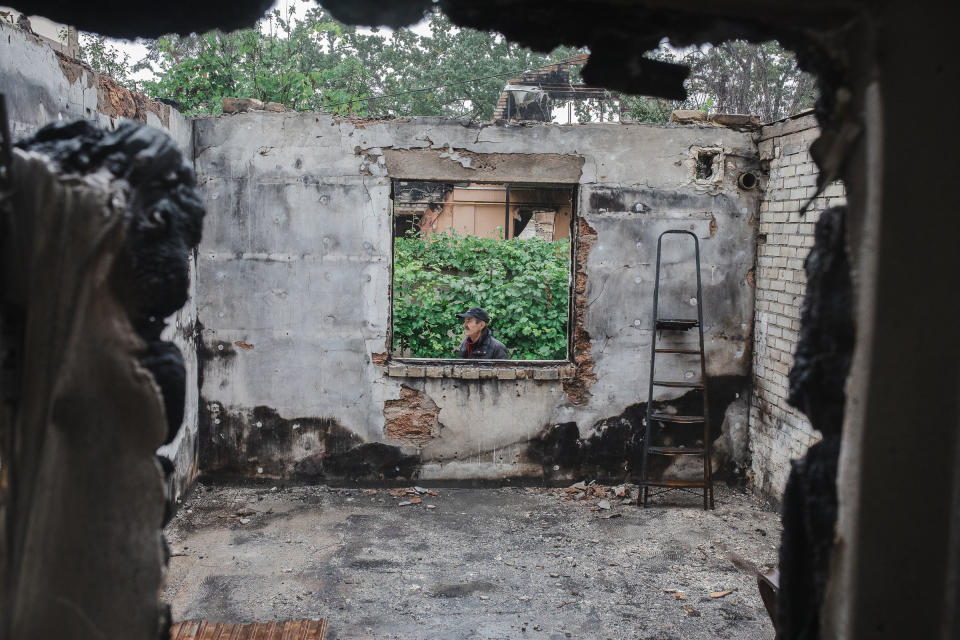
[620,40,816,123]
[358,13,580,120]
[618,95,674,124]
[137,7,375,116]
[83,6,814,124]
[392,231,570,360]
[135,6,579,118]
[77,33,136,90]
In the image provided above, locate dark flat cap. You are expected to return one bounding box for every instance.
[456,307,490,323]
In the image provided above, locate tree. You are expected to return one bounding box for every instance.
[356,12,579,120]
[100,7,814,123]
[136,7,375,115]
[77,33,136,89]
[619,40,816,123]
[135,7,579,118]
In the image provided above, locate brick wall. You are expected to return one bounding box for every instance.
[749,113,846,499]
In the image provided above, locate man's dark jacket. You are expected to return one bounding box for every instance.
[457,327,508,359]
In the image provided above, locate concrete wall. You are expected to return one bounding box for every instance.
[193,113,761,482]
[748,113,847,498]
[0,20,200,500]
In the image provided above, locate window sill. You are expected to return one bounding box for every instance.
[386,361,576,380]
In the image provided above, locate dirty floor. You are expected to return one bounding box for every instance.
[164,483,780,640]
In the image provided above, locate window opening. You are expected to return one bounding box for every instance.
[390,180,576,361]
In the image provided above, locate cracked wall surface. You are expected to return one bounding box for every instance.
[194,113,760,482]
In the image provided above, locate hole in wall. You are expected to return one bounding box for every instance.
[738,172,758,190]
[696,151,718,180]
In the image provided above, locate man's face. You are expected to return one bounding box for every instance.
[463,317,485,341]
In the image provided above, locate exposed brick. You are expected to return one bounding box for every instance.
[563,217,598,404]
[383,385,441,446]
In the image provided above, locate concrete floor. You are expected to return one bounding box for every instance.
[164,483,781,640]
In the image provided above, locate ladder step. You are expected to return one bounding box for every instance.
[648,446,706,456]
[652,380,704,388]
[641,479,708,488]
[654,348,701,354]
[649,413,705,423]
[656,319,699,331]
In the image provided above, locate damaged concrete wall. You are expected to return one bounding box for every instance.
[0,19,200,499]
[749,112,847,499]
[194,113,760,483]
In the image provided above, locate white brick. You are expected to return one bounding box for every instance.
[824,182,845,197]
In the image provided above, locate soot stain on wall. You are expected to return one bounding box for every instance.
[199,403,420,481]
[530,375,748,481]
[588,186,737,214]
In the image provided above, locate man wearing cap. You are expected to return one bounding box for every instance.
[456,307,508,359]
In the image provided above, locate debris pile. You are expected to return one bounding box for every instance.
[546,480,632,510]
[222,97,287,113]
[539,481,633,516]
[382,486,440,508]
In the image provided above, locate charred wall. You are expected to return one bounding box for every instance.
[193,113,760,482]
[0,19,201,500]
[530,374,750,482]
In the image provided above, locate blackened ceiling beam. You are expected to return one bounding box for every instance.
[9,0,275,39]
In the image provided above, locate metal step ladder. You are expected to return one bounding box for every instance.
[639,230,714,510]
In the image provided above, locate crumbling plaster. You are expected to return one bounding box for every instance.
[0,21,192,148]
[194,112,760,481]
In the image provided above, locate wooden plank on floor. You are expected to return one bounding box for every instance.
[170,620,326,640]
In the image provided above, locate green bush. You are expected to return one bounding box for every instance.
[392,230,570,359]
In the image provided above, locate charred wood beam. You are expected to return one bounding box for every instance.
[777,206,853,640]
[6,0,274,38]
[0,119,204,639]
